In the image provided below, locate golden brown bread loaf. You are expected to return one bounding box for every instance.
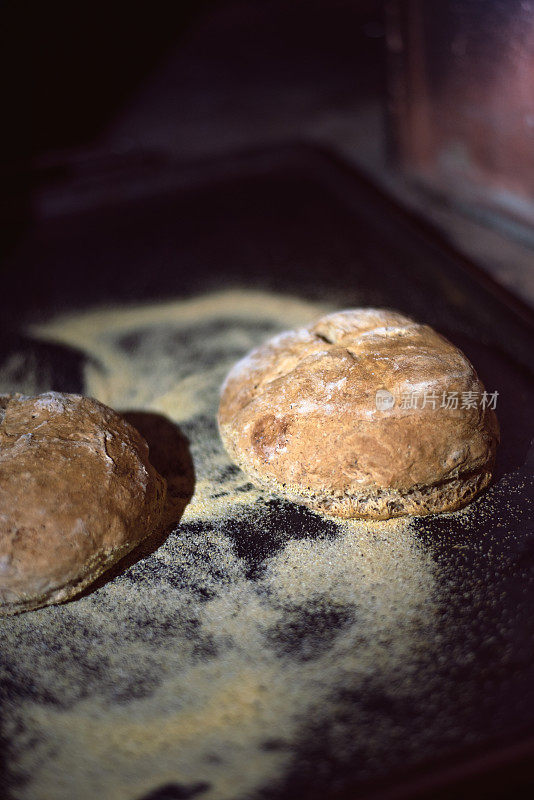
[0,392,166,615]
[218,309,500,519]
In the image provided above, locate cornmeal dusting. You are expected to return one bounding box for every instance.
[0,291,531,800]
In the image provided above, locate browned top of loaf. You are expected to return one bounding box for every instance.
[0,392,164,602]
[218,309,499,495]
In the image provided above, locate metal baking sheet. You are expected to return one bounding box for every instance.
[1,145,533,800]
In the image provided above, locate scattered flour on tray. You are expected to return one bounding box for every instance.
[2,290,515,800]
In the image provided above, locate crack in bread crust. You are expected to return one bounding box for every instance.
[218,309,500,519]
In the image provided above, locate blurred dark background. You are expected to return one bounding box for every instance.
[3,0,383,232]
[3,0,534,321]
[1,0,388,323]
[27,1,384,157]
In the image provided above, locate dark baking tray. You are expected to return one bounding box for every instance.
[1,143,534,799]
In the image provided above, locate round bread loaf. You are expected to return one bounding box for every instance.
[0,392,166,615]
[218,309,499,519]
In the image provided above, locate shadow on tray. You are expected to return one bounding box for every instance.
[78,410,196,596]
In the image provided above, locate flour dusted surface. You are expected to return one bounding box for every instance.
[0,291,531,800]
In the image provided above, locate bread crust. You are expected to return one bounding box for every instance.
[0,392,166,614]
[218,309,499,519]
